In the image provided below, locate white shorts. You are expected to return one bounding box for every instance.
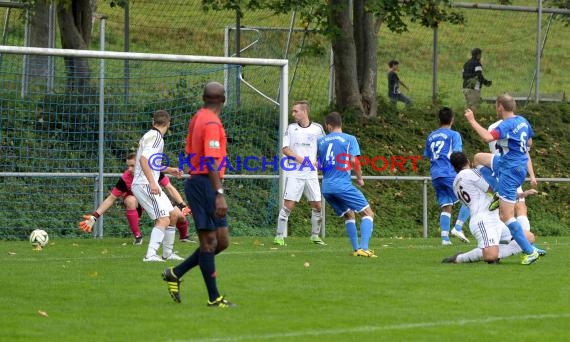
[283,177,321,202]
[469,211,512,249]
[132,184,174,220]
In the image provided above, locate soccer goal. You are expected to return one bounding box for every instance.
[0,45,288,239]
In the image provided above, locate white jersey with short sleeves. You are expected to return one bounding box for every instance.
[283,122,325,179]
[453,168,492,217]
[488,120,502,154]
[133,128,164,185]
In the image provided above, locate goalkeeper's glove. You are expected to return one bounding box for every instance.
[79,212,99,233]
[177,203,192,216]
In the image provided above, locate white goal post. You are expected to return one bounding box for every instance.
[0,45,289,237]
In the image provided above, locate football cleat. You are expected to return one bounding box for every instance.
[520,250,540,265]
[451,228,470,243]
[133,236,143,245]
[533,245,547,256]
[273,236,286,246]
[162,267,182,303]
[143,254,165,262]
[488,193,500,211]
[310,236,326,245]
[441,253,461,263]
[163,253,184,261]
[442,239,452,246]
[353,248,377,258]
[207,295,235,308]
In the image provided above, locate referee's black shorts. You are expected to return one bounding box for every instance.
[184,175,228,231]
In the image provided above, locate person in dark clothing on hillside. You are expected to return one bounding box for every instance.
[462,48,492,110]
[387,60,412,107]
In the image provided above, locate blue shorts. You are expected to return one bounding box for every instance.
[184,175,227,231]
[432,176,457,207]
[323,187,369,217]
[492,155,526,203]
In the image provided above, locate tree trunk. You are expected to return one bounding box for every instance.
[329,0,363,113]
[353,0,382,117]
[28,0,50,91]
[57,0,94,93]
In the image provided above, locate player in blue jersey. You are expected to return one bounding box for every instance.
[317,112,376,257]
[424,107,471,245]
[464,93,540,265]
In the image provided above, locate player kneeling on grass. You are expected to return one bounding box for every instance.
[441,152,545,264]
[79,153,194,246]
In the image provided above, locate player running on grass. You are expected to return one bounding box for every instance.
[79,153,193,246]
[317,112,377,257]
[465,94,540,265]
[441,152,545,264]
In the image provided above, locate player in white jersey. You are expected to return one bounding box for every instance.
[274,100,326,246]
[487,120,537,231]
[132,110,185,262]
[442,152,543,264]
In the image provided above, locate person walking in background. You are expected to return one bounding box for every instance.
[131,110,186,262]
[317,112,377,257]
[162,81,235,307]
[424,107,471,245]
[387,60,412,107]
[79,152,193,245]
[273,100,326,246]
[462,48,492,110]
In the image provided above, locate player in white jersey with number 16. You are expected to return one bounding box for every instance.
[441,151,543,264]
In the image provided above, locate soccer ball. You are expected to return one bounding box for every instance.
[29,229,49,247]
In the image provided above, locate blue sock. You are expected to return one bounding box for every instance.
[506,219,534,254]
[454,204,470,231]
[440,212,451,240]
[479,166,498,192]
[345,220,359,251]
[360,216,374,250]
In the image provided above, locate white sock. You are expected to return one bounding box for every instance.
[499,240,522,259]
[517,216,531,231]
[162,226,176,259]
[456,248,483,263]
[311,208,322,236]
[145,227,164,259]
[276,207,291,238]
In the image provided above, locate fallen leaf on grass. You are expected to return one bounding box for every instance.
[8,252,16,255]
[37,310,48,317]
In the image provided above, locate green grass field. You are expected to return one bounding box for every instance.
[2,236,569,341]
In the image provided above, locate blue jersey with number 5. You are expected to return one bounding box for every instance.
[424,128,462,179]
[317,132,360,193]
[492,116,533,168]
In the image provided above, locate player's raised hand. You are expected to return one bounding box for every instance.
[79,215,96,233]
[464,108,475,121]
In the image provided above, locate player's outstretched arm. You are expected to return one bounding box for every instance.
[464,109,495,143]
[162,183,191,215]
[79,193,119,232]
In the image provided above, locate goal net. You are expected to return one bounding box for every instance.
[0,46,287,239]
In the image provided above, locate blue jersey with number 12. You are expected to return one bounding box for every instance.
[424,128,462,179]
[492,115,533,169]
[317,132,360,193]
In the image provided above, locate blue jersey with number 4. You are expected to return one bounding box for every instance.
[317,132,360,193]
[424,128,462,179]
[492,116,533,169]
